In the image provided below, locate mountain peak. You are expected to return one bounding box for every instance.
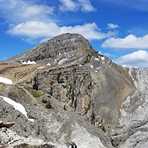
[1,33,148,148]
[13,33,96,65]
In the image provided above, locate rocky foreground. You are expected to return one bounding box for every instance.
[0,33,148,148]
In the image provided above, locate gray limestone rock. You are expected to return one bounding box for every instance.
[1,33,148,148]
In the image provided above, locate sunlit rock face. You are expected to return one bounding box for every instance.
[1,33,148,148]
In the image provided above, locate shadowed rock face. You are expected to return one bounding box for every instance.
[0,33,148,148]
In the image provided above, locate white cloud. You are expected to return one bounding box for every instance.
[8,21,59,38]
[0,0,103,41]
[0,0,54,23]
[78,0,95,12]
[107,23,119,29]
[115,50,148,67]
[102,34,148,49]
[59,0,77,11]
[21,5,53,19]
[60,23,109,40]
[8,21,110,40]
[59,0,95,12]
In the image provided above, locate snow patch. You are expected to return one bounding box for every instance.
[0,77,13,85]
[58,58,68,65]
[122,65,128,68]
[128,68,137,88]
[22,60,36,65]
[0,96,34,122]
[54,59,57,64]
[90,65,94,69]
[47,63,51,66]
[101,57,105,61]
[95,58,100,62]
[37,66,45,70]
[120,108,127,117]
[28,118,35,122]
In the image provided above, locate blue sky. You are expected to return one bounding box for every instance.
[0,0,148,67]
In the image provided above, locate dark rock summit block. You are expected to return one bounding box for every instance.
[13,33,96,65]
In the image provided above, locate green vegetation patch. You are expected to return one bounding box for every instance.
[32,90,44,98]
[0,83,6,92]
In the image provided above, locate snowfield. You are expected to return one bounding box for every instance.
[0,77,13,85]
[0,96,34,122]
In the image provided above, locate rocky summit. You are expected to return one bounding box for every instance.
[10,33,96,65]
[0,33,148,148]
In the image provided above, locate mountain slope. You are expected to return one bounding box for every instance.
[0,33,148,148]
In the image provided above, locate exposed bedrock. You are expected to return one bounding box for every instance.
[1,33,148,148]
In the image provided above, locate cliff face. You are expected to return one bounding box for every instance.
[0,33,148,148]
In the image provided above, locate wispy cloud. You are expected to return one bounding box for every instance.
[78,0,95,12]
[115,50,148,67]
[59,0,95,12]
[102,34,148,49]
[0,0,54,23]
[107,23,119,29]
[59,0,77,11]
[0,0,110,41]
[8,21,110,40]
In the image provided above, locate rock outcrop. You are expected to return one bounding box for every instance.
[1,33,148,148]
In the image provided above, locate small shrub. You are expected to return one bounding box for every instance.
[42,98,48,103]
[32,90,44,98]
[0,84,5,92]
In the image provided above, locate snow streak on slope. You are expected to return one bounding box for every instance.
[0,77,13,85]
[0,96,34,122]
